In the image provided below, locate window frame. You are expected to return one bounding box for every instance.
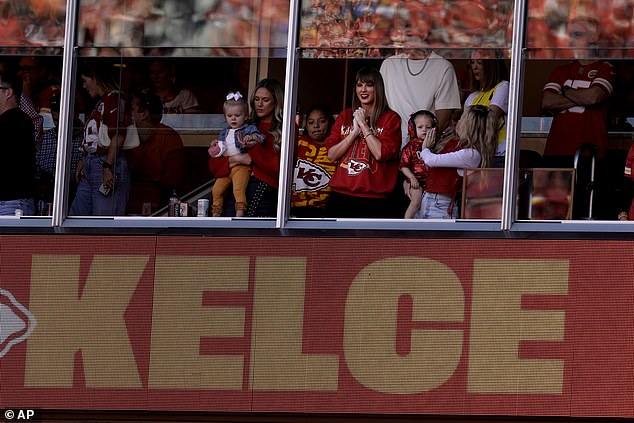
[3,0,629,235]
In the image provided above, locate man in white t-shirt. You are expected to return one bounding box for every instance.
[380,50,461,147]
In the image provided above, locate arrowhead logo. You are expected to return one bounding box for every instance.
[294,159,331,192]
[0,289,36,358]
[347,159,369,176]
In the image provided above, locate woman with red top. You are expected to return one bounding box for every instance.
[208,78,284,217]
[325,67,401,218]
[417,104,498,219]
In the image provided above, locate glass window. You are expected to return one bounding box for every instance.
[520,0,633,223]
[0,0,65,220]
[67,0,290,221]
[290,0,515,222]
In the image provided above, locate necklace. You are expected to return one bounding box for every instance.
[406,58,429,77]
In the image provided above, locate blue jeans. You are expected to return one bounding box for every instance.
[0,198,35,216]
[69,154,130,216]
[417,192,458,219]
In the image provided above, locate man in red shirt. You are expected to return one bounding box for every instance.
[126,89,185,215]
[541,16,615,219]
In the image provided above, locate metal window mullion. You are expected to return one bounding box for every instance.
[276,0,301,229]
[500,0,527,231]
[51,0,80,227]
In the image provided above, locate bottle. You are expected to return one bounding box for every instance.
[168,190,179,217]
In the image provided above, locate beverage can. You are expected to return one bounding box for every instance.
[197,199,209,217]
[179,202,188,217]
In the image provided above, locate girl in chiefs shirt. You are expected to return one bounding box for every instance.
[417,105,497,219]
[325,67,401,218]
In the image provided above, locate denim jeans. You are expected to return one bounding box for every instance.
[69,154,130,216]
[417,192,458,219]
[0,198,35,216]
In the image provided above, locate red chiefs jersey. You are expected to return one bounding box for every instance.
[400,138,427,181]
[543,60,614,158]
[291,136,336,210]
[325,108,401,198]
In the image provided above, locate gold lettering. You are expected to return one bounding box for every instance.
[468,259,567,394]
[344,257,464,393]
[249,257,339,391]
[149,256,247,389]
[25,255,147,388]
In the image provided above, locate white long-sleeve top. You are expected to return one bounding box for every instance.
[421,147,481,176]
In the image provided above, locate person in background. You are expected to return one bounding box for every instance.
[463,50,509,168]
[125,88,185,215]
[291,104,336,218]
[36,91,83,205]
[541,15,615,219]
[0,71,36,216]
[208,78,286,217]
[380,48,461,148]
[149,59,200,114]
[400,110,437,219]
[617,133,634,221]
[18,55,59,113]
[69,63,130,216]
[417,105,498,219]
[208,91,264,217]
[0,59,44,153]
[325,67,401,218]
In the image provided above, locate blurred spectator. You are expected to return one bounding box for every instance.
[125,88,185,215]
[541,15,615,219]
[0,70,36,216]
[36,91,83,203]
[69,62,130,216]
[18,55,60,112]
[149,59,200,114]
[0,59,43,153]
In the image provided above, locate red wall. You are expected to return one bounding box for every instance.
[0,235,632,418]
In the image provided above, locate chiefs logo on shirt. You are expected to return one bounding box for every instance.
[294,159,330,192]
[347,159,369,175]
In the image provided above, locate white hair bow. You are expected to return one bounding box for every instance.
[226,92,243,101]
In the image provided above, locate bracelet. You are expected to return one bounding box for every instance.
[363,128,374,138]
[102,161,113,169]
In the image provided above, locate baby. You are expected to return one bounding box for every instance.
[208,92,264,217]
[399,110,437,219]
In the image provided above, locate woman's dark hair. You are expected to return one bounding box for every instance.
[79,62,121,93]
[351,67,389,129]
[470,59,508,92]
[304,104,334,127]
